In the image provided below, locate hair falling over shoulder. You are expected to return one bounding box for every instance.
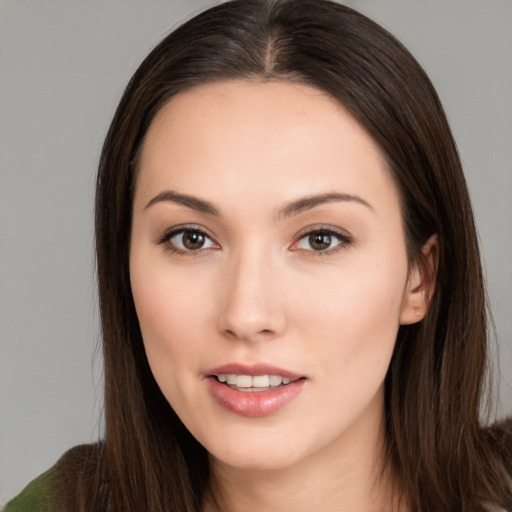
[50,1,512,511]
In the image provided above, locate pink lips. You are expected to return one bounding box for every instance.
[206,363,306,417]
[208,363,303,379]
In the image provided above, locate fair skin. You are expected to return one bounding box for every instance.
[130,80,435,512]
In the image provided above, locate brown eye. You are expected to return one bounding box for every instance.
[293,228,352,253]
[308,232,332,251]
[182,230,205,250]
[164,228,217,252]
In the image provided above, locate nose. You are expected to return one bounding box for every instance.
[217,247,286,342]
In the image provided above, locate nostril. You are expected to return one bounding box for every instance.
[221,326,278,343]
[217,289,286,340]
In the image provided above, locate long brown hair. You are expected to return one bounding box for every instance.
[52,1,512,510]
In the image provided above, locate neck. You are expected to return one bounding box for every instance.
[204,389,407,512]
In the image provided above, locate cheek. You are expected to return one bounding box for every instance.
[129,256,215,381]
[294,250,408,378]
[285,252,408,442]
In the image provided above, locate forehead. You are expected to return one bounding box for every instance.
[135,80,398,216]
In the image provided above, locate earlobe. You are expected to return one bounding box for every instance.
[400,234,438,325]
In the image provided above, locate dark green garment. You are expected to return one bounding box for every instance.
[4,469,53,512]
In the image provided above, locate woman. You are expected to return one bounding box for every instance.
[5,0,512,511]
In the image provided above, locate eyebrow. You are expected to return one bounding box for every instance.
[145,190,219,215]
[277,192,373,218]
[144,190,372,217]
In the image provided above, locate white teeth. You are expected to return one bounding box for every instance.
[269,375,283,386]
[252,375,270,388]
[216,374,294,388]
[236,375,252,388]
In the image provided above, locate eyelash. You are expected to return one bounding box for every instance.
[155,225,353,256]
[291,226,353,255]
[155,225,219,255]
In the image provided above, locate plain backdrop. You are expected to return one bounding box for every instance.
[1,0,511,505]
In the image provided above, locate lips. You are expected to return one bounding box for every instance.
[218,373,293,389]
[206,363,306,417]
[208,363,303,379]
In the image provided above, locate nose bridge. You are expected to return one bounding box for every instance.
[218,240,284,341]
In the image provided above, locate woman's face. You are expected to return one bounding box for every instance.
[130,80,424,471]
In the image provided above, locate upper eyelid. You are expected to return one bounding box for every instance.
[154,223,352,248]
[154,224,217,245]
[293,224,352,240]
[290,226,353,253]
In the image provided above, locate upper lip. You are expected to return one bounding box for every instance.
[207,363,304,380]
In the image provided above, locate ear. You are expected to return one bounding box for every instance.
[400,234,438,325]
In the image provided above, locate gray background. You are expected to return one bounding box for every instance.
[1,0,511,505]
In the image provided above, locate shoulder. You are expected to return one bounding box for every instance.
[482,417,512,511]
[485,417,512,470]
[3,443,105,512]
[3,468,53,512]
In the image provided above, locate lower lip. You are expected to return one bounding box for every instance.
[206,377,306,417]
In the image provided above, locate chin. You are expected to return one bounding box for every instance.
[199,426,307,471]
[210,445,302,472]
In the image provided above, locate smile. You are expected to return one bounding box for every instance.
[217,374,294,391]
[206,364,307,417]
